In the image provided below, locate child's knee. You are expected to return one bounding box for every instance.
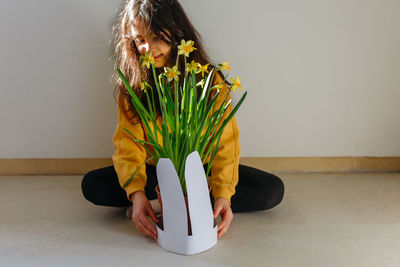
[81,171,97,204]
[262,175,285,209]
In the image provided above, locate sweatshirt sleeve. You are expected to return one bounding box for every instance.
[209,73,241,205]
[112,92,148,202]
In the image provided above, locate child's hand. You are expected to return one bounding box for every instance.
[130,191,159,240]
[213,197,233,239]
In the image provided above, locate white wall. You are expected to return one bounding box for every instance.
[1,0,399,158]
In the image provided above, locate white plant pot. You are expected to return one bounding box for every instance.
[155,151,218,255]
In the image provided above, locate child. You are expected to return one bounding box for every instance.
[81,0,284,241]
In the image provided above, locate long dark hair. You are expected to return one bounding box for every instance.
[112,0,222,123]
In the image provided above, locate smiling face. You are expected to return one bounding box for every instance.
[130,20,172,68]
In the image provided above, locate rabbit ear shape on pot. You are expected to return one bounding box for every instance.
[185,151,214,235]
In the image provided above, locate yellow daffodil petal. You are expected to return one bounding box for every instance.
[140,81,150,91]
[165,66,180,82]
[186,60,199,73]
[141,52,155,69]
[219,61,231,71]
[196,63,209,77]
[230,76,242,92]
[178,39,197,57]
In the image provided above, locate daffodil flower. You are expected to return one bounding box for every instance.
[196,63,209,77]
[141,52,155,69]
[214,84,223,90]
[218,61,231,71]
[178,40,197,57]
[140,81,150,91]
[230,76,241,92]
[196,79,205,87]
[186,60,200,73]
[164,66,181,82]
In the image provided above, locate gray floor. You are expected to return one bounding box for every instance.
[1,172,399,267]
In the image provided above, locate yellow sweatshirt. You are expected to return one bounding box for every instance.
[112,73,241,204]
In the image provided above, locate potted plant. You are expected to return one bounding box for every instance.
[117,40,247,254]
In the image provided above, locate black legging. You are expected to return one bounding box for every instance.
[81,163,285,213]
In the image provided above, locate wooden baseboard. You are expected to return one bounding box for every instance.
[239,157,400,173]
[0,157,399,175]
[0,158,113,175]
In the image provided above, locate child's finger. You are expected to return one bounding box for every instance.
[218,227,228,239]
[218,211,233,231]
[146,203,159,223]
[217,214,230,231]
[213,206,222,218]
[141,216,158,237]
[140,223,157,239]
[218,219,231,238]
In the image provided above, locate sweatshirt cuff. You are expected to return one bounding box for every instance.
[124,181,146,202]
[211,185,235,205]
